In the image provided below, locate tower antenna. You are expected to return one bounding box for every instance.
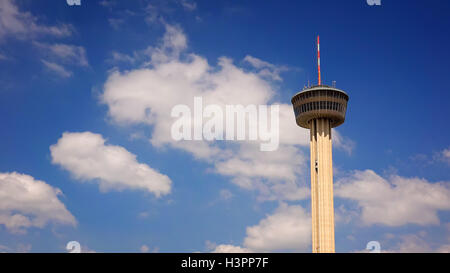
[317,35,321,85]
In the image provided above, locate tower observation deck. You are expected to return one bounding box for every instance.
[291,37,349,253]
[292,85,349,129]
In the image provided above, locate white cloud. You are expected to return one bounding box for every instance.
[143,1,198,24]
[212,244,251,253]
[332,129,355,155]
[101,0,199,27]
[144,3,160,24]
[0,172,76,233]
[34,42,89,67]
[446,223,450,242]
[211,203,311,253]
[379,231,450,253]
[140,244,149,253]
[243,55,274,70]
[392,233,432,253]
[108,18,125,30]
[243,203,311,252]
[109,51,139,64]
[101,24,351,201]
[439,147,450,165]
[139,244,158,253]
[102,24,272,146]
[0,245,10,253]
[50,132,172,197]
[79,245,97,253]
[378,228,450,253]
[437,244,450,253]
[335,170,450,227]
[443,148,450,159]
[0,1,82,78]
[214,143,309,201]
[0,0,72,41]
[219,189,233,201]
[99,0,117,8]
[41,60,73,78]
[0,243,32,253]
[180,0,197,11]
[215,144,303,183]
[138,211,150,219]
[353,233,432,253]
[243,55,289,82]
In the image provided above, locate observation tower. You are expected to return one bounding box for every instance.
[291,36,349,253]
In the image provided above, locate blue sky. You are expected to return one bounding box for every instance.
[0,0,449,253]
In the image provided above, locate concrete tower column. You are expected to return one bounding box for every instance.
[310,119,319,252]
[310,118,335,253]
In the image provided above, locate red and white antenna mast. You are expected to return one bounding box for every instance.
[317,35,321,85]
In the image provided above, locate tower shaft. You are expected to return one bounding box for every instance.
[310,118,335,253]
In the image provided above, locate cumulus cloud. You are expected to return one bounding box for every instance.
[446,223,450,242]
[437,244,450,253]
[140,244,149,253]
[109,51,139,64]
[0,243,32,253]
[243,203,311,252]
[437,147,450,165]
[335,170,450,227]
[143,1,199,24]
[332,130,355,155]
[108,18,125,30]
[140,244,159,253]
[99,0,116,8]
[212,244,251,253]
[180,0,197,11]
[50,132,172,197]
[211,203,311,253]
[0,1,82,78]
[391,233,432,253]
[41,60,73,78]
[101,24,352,201]
[243,55,289,81]
[0,172,76,233]
[377,231,450,253]
[214,143,309,201]
[443,148,450,160]
[0,0,73,41]
[101,0,199,27]
[219,189,233,201]
[33,42,89,67]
